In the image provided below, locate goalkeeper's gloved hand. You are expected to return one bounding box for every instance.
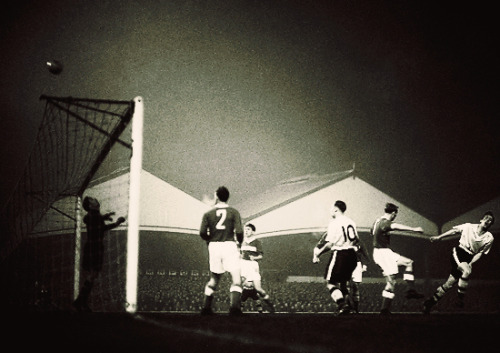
[104,212,116,221]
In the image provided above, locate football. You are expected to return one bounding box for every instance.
[47,60,63,75]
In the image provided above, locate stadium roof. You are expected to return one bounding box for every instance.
[236,169,439,238]
[236,169,353,221]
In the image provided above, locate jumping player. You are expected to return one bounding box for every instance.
[371,203,425,315]
[240,223,275,313]
[313,200,360,315]
[200,186,244,316]
[423,211,495,314]
[73,196,125,312]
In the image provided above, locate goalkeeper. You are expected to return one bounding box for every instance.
[73,196,125,312]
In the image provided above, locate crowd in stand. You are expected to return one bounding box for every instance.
[138,274,500,313]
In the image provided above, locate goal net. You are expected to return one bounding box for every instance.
[0,96,143,313]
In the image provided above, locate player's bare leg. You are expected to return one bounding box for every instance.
[397,255,424,299]
[201,273,222,315]
[380,275,396,314]
[423,273,461,314]
[253,279,275,313]
[327,283,349,315]
[228,269,243,315]
[255,299,264,313]
[338,281,352,314]
[455,262,471,307]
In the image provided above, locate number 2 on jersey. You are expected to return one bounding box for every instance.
[216,209,227,229]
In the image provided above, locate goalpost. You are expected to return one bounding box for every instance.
[0,96,143,313]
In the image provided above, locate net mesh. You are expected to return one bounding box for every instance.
[0,96,139,312]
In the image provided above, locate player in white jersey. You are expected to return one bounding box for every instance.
[313,200,359,315]
[423,211,495,313]
[316,228,371,313]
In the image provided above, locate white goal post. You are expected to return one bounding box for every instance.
[126,96,143,313]
[0,95,143,313]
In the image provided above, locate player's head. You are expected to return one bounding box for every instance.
[334,200,346,213]
[330,200,346,217]
[384,203,399,220]
[244,223,256,237]
[215,186,230,203]
[82,196,100,212]
[481,211,495,230]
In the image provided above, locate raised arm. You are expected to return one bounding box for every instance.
[104,216,125,231]
[103,212,115,221]
[429,228,460,242]
[391,223,423,233]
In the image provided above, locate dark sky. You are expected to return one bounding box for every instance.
[1,0,498,226]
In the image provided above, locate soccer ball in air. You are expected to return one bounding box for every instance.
[46,60,63,75]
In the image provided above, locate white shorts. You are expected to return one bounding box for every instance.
[373,248,401,276]
[241,259,261,282]
[208,241,241,274]
[351,261,363,283]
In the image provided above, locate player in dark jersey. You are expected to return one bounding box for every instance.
[73,196,125,312]
[200,186,244,316]
[371,203,424,315]
[313,200,359,315]
[240,223,275,313]
[423,211,495,313]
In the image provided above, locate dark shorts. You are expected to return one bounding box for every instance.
[450,246,473,279]
[324,248,357,284]
[242,288,259,302]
